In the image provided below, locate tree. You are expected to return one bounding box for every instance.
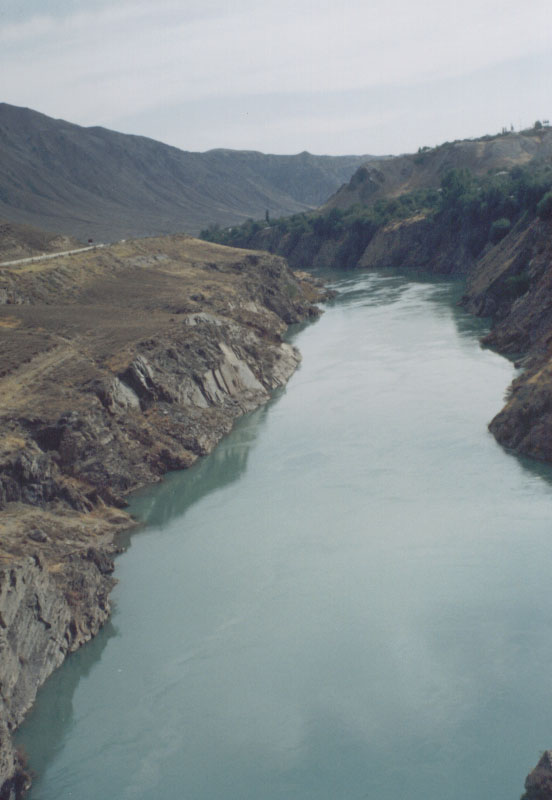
[489,218,511,243]
[440,168,474,205]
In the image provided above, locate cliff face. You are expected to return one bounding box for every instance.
[463,219,552,353]
[523,751,552,800]
[0,235,326,797]
[0,550,115,799]
[215,210,484,274]
[359,213,552,466]
[356,214,478,274]
[462,219,552,462]
[359,215,552,465]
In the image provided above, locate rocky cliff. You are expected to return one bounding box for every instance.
[203,204,486,274]
[207,186,552,467]
[357,214,552,465]
[356,214,477,274]
[460,218,552,462]
[0,235,326,797]
[523,751,552,800]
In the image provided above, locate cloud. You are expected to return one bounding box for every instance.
[1,0,551,152]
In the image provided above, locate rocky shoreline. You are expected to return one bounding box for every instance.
[361,214,552,467]
[0,236,329,798]
[222,209,552,468]
[2,223,552,798]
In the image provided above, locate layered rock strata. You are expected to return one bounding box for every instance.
[523,751,552,800]
[462,218,552,461]
[0,235,325,797]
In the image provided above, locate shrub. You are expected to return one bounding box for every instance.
[489,217,511,243]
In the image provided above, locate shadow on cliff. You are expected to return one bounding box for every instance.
[123,394,284,537]
[438,275,552,491]
[14,619,116,785]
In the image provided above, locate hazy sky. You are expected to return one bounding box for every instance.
[1,0,551,155]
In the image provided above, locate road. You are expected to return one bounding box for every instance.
[0,244,105,268]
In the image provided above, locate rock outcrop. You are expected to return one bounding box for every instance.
[0,548,115,799]
[523,751,552,800]
[462,218,552,462]
[209,204,488,274]
[0,235,327,796]
[356,214,476,275]
[357,214,552,465]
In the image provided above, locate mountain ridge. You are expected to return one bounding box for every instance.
[0,103,372,241]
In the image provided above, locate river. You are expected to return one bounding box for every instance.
[17,270,552,799]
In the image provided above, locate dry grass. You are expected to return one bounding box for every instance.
[0,236,265,412]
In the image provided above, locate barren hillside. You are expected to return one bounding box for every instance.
[324,129,552,211]
[0,219,81,261]
[0,103,371,241]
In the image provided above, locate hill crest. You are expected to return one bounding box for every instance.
[0,103,371,241]
[324,128,552,211]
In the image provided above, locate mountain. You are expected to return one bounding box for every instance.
[0,103,371,241]
[323,128,552,211]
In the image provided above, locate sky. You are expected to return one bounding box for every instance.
[1,0,551,156]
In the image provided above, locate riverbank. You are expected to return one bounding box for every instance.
[0,235,328,798]
[15,271,552,800]
[203,203,552,467]
[361,214,552,465]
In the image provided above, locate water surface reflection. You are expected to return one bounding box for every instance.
[17,270,552,800]
[129,400,274,530]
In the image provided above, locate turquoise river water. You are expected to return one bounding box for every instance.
[17,271,552,799]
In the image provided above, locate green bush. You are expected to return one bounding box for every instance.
[440,168,474,206]
[489,217,511,243]
[199,157,552,259]
[312,208,345,238]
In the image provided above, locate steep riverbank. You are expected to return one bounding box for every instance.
[0,235,327,798]
[461,217,552,462]
[363,215,552,466]
[16,270,552,800]
[204,204,552,467]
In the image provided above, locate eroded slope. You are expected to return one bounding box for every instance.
[0,235,325,798]
[462,219,552,461]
